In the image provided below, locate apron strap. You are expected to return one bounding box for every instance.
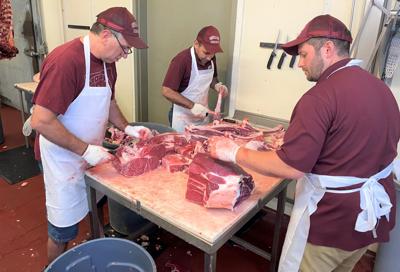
[83,36,91,88]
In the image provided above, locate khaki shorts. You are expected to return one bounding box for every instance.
[300,243,368,272]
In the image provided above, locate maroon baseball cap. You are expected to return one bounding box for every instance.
[196,25,223,54]
[96,7,148,49]
[281,14,352,55]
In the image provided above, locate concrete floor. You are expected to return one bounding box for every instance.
[0,104,375,272]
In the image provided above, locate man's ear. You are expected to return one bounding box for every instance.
[100,29,113,41]
[321,40,335,59]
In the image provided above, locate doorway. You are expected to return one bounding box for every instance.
[0,0,45,112]
[136,0,236,125]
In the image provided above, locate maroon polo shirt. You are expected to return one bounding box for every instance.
[276,58,400,250]
[162,47,218,93]
[33,37,117,160]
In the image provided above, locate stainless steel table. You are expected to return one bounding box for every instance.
[85,163,290,272]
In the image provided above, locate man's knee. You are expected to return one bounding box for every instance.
[47,221,79,244]
[300,243,368,272]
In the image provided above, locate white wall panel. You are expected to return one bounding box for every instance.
[231,0,377,120]
[40,0,63,52]
[61,0,92,42]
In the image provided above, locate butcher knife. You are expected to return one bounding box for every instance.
[277,36,289,69]
[267,30,281,69]
[289,54,297,68]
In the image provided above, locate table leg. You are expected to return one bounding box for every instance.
[87,185,100,239]
[17,90,29,148]
[270,186,287,272]
[204,252,217,272]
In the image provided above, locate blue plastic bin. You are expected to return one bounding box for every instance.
[45,237,156,272]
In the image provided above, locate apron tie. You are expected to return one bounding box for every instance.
[325,163,394,234]
[356,177,392,236]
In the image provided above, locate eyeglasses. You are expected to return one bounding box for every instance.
[112,33,133,55]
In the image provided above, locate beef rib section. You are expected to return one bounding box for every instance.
[186,119,285,151]
[112,144,166,176]
[186,153,255,210]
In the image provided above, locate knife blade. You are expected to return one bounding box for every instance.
[267,30,281,69]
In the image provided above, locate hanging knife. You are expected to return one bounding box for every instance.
[277,36,289,69]
[267,30,281,69]
[289,55,297,68]
[288,35,297,68]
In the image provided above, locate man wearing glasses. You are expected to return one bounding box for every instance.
[31,7,150,264]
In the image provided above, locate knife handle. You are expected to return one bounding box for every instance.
[289,55,297,68]
[277,52,286,69]
[267,51,276,69]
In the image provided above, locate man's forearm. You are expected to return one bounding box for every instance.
[210,77,219,90]
[236,148,304,180]
[31,106,88,156]
[108,99,129,130]
[161,86,194,109]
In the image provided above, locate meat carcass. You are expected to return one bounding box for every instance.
[139,132,188,153]
[213,92,223,121]
[106,127,132,145]
[186,153,255,210]
[0,0,18,59]
[112,144,166,176]
[186,119,285,151]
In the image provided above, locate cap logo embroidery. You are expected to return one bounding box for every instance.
[131,22,139,34]
[209,35,220,44]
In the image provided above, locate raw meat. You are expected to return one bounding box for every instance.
[186,119,284,151]
[186,153,255,210]
[213,92,223,121]
[139,132,189,153]
[0,0,18,59]
[105,127,138,146]
[162,154,191,173]
[112,144,166,176]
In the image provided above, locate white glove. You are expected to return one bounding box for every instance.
[208,136,240,163]
[190,103,209,118]
[22,106,35,136]
[124,125,152,140]
[82,144,114,166]
[244,140,265,151]
[214,82,228,97]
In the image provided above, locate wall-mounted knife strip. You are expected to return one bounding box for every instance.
[68,24,90,30]
[259,42,283,49]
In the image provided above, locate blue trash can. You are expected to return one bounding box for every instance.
[45,238,156,272]
[108,122,176,235]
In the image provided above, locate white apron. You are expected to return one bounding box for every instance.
[40,35,111,227]
[278,59,395,272]
[172,47,214,132]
